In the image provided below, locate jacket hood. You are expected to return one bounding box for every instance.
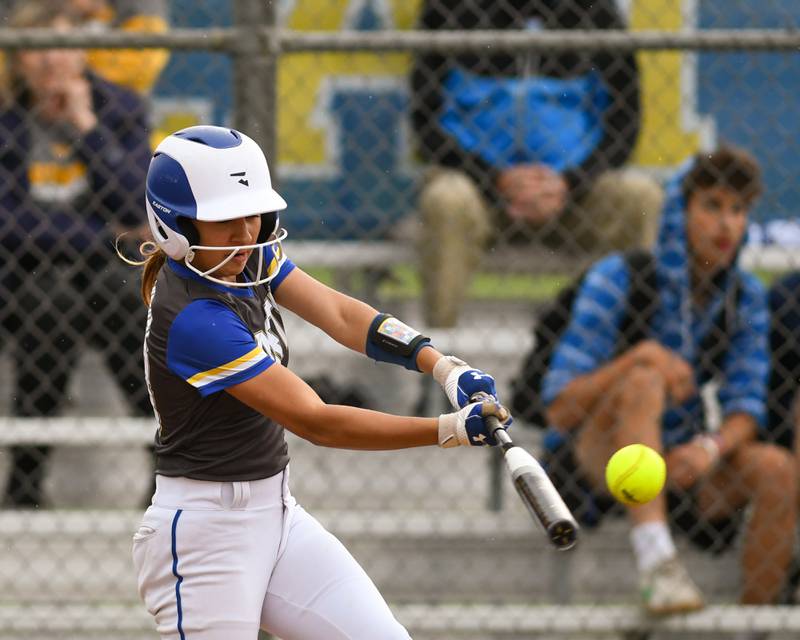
[653,158,743,359]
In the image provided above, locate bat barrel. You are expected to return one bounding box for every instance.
[473,395,579,550]
[513,471,578,550]
[503,443,580,551]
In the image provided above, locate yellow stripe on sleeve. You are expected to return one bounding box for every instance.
[186,346,267,388]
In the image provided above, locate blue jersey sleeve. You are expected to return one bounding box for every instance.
[541,254,631,405]
[717,272,769,427]
[263,243,295,291]
[167,299,275,397]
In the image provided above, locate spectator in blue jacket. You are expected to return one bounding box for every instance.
[409,0,663,327]
[542,147,796,617]
[0,0,152,507]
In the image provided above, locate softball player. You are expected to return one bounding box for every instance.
[130,125,510,640]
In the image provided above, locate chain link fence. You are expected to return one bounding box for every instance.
[0,0,800,637]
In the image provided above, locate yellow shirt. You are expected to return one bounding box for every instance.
[83,1,170,94]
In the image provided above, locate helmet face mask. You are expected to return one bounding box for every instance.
[182,223,288,288]
[145,126,288,287]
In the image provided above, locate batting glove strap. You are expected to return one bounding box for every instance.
[438,402,510,448]
[433,355,471,408]
[437,411,468,448]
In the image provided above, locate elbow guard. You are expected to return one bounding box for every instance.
[366,313,431,372]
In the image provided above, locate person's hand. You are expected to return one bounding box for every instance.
[666,438,719,488]
[496,164,568,225]
[432,355,498,409]
[437,400,512,448]
[631,340,696,404]
[39,75,97,133]
[59,75,97,133]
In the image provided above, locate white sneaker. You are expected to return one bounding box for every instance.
[640,556,705,615]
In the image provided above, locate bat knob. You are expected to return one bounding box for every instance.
[548,519,578,550]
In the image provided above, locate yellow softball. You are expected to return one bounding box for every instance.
[605,444,666,506]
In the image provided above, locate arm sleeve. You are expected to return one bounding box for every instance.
[542,254,632,404]
[717,274,770,427]
[167,300,275,397]
[562,0,641,199]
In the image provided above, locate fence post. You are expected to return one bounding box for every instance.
[232,0,277,166]
[233,8,276,635]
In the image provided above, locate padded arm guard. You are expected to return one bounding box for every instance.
[366,313,431,372]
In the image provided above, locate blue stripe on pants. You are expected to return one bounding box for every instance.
[171,509,185,640]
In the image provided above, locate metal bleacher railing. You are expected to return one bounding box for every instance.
[1,1,800,638]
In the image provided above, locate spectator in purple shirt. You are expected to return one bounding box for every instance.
[0,0,152,507]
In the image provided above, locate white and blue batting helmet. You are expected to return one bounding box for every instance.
[145,125,288,286]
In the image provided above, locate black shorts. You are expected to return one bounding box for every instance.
[543,443,742,554]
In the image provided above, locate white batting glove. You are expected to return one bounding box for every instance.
[433,355,499,410]
[437,401,512,448]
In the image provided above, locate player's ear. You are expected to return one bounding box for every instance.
[258,211,279,243]
[177,218,200,246]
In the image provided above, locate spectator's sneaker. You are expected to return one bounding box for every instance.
[640,556,704,615]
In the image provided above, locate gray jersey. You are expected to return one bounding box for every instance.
[144,249,294,481]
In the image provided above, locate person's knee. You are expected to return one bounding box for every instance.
[750,443,796,486]
[617,364,667,406]
[589,171,665,248]
[613,172,664,211]
[573,364,664,448]
[735,443,797,513]
[419,168,490,234]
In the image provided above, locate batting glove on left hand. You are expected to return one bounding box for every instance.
[438,400,512,448]
[433,355,498,409]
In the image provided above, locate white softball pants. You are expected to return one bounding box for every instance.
[132,469,411,639]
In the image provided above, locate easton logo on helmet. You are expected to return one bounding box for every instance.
[151,200,171,214]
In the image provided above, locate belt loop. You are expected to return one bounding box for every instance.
[281,466,291,507]
[230,481,251,509]
[220,481,234,509]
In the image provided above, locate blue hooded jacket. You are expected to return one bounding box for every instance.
[410,0,640,204]
[542,162,769,449]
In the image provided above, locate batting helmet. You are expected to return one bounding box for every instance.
[145,125,288,286]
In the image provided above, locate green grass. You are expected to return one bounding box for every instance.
[305,265,786,303]
[380,265,570,301]
[305,265,575,301]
